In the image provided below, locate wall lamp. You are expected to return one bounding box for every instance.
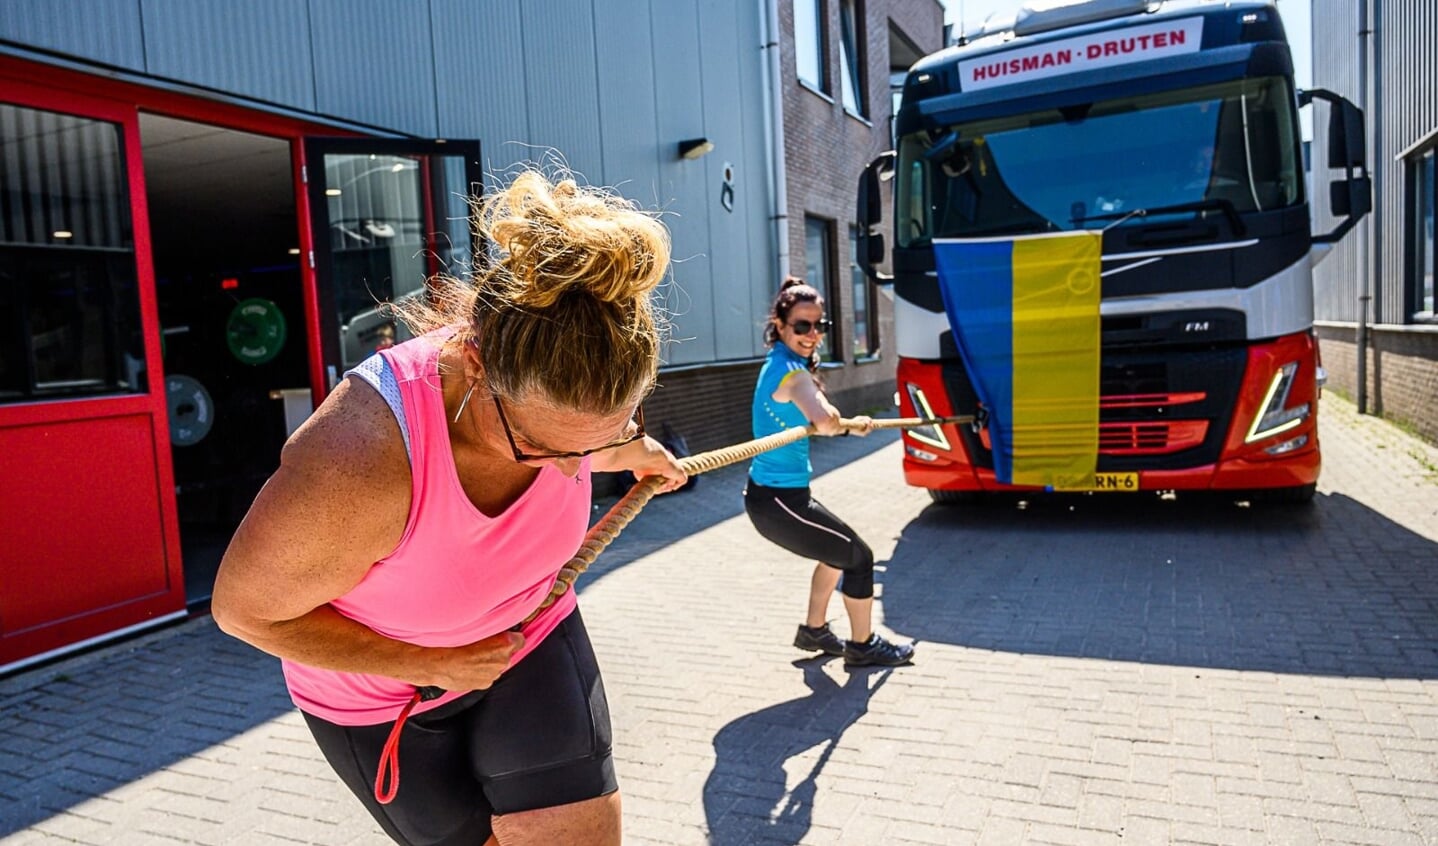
[678,138,714,160]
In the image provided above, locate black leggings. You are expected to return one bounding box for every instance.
[302,610,616,846]
[744,478,875,599]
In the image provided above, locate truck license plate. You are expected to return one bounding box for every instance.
[1073,472,1139,492]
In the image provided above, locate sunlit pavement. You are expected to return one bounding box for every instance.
[3,393,1436,845]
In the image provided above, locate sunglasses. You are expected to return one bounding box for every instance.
[787,318,832,335]
[492,395,646,462]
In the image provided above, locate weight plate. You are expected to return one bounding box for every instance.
[226,297,287,365]
[166,374,214,446]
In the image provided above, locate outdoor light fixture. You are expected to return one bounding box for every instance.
[678,138,714,160]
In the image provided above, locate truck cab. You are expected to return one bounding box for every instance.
[858,0,1371,503]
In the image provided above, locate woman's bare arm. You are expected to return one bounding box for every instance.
[589,435,688,492]
[773,370,844,435]
[210,378,520,691]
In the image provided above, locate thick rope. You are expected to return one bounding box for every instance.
[521,414,973,624]
[392,413,974,804]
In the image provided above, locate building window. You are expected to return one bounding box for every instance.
[849,226,877,358]
[804,216,839,363]
[0,102,145,404]
[1414,148,1435,319]
[794,0,827,93]
[838,0,865,116]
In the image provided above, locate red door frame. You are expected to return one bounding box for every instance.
[0,55,358,669]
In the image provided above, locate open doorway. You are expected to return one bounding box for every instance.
[140,114,309,609]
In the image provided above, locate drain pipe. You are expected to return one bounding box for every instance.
[1355,0,1373,413]
[760,0,790,281]
[1365,0,1382,413]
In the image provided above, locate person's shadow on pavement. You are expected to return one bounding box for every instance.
[702,659,894,846]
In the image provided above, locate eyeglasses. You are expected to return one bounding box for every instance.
[492,396,646,462]
[787,318,832,335]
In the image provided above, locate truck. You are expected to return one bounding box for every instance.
[856,0,1371,505]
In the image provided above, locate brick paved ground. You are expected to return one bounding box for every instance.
[2,393,1436,845]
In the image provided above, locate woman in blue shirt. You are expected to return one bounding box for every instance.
[744,278,915,667]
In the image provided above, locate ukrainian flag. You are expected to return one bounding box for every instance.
[933,231,1102,489]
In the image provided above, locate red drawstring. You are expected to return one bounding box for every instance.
[375,689,425,804]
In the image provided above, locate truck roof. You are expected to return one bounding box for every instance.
[913,0,1280,75]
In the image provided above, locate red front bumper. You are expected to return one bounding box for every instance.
[896,331,1322,494]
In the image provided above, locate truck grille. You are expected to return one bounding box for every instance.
[942,345,1246,472]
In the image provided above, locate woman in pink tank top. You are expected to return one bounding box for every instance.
[211,169,686,846]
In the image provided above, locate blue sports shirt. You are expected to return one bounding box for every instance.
[748,343,813,488]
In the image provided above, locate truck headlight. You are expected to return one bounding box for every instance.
[1245,362,1310,443]
[904,383,951,450]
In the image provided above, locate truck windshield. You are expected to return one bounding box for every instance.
[895,76,1302,246]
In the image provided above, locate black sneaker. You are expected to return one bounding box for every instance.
[844,634,915,667]
[793,623,846,657]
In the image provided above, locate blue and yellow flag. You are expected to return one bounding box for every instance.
[933,231,1102,489]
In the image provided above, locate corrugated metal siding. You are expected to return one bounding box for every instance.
[591,3,663,229]
[1374,0,1437,323]
[139,0,315,111]
[651,0,715,365]
[430,0,529,172]
[1311,0,1365,322]
[591,0,660,188]
[308,0,437,137]
[699,0,760,361]
[0,0,146,71]
[519,0,603,181]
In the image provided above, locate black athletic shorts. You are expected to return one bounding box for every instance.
[744,478,875,599]
[302,609,616,846]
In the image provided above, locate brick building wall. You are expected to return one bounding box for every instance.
[779,0,944,414]
[647,362,765,454]
[1316,324,1438,444]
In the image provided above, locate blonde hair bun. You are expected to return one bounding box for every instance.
[479,171,670,310]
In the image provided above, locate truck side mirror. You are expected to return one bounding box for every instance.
[1327,100,1366,169]
[1331,175,1372,218]
[856,151,896,284]
[865,231,887,265]
[1300,88,1372,244]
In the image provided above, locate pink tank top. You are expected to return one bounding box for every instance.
[282,334,589,725]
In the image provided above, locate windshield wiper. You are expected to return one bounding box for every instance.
[1073,199,1247,238]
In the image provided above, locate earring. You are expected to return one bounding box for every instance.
[454,383,476,423]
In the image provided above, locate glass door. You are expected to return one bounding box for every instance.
[303,139,482,386]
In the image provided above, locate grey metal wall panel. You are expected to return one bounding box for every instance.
[1374,0,1436,323]
[698,0,761,361]
[1313,0,1438,325]
[0,0,146,71]
[1311,0,1364,323]
[430,0,529,174]
[591,0,673,347]
[139,0,315,111]
[519,0,603,181]
[650,0,714,365]
[308,0,436,137]
[592,0,660,191]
